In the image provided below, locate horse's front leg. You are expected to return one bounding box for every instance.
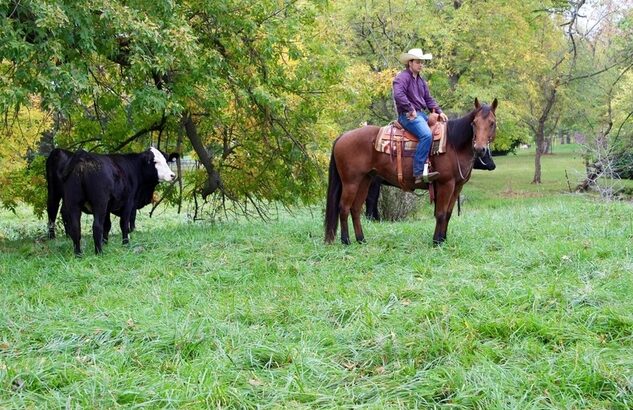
[433,181,456,245]
[351,176,372,243]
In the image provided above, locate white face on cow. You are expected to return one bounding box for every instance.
[150,147,176,182]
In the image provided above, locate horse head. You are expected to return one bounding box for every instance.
[472,98,498,158]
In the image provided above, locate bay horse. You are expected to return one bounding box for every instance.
[325,97,498,245]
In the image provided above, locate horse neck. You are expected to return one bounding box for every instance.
[447,111,477,153]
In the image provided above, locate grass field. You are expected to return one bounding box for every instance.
[1,145,632,408]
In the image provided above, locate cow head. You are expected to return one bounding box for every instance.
[473,148,496,171]
[149,147,176,182]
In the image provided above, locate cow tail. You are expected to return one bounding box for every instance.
[62,150,83,181]
[324,143,342,244]
[61,150,88,180]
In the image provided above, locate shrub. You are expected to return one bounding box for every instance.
[612,151,633,179]
[377,186,421,221]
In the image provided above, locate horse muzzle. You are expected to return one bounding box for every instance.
[474,145,488,158]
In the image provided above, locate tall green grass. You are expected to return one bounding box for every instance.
[1,146,632,408]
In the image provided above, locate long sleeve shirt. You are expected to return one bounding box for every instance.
[392,69,442,115]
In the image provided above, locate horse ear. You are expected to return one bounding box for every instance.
[491,98,498,112]
[474,98,481,109]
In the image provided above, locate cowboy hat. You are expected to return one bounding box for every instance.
[398,48,432,65]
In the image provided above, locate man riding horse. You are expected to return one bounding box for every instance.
[393,48,448,184]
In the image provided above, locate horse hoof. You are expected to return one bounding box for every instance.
[341,238,351,245]
[356,237,366,244]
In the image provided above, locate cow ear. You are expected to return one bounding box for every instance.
[167,152,179,163]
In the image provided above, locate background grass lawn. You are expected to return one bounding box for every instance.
[1,145,632,408]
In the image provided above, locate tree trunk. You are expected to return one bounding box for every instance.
[532,87,557,184]
[533,131,544,184]
[181,112,221,198]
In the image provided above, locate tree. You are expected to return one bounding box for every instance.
[516,0,633,183]
[573,2,633,193]
[0,0,343,216]
[330,0,533,153]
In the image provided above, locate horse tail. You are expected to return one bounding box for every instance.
[324,140,342,243]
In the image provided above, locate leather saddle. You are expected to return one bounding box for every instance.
[374,113,447,187]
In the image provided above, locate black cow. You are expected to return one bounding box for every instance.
[365,150,497,221]
[60,148,176,255]
[46,148,74,239]
[46,148,177,240]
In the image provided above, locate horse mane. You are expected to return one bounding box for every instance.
[447,104,493,148]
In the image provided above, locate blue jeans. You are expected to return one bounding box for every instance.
[398,111,432,176]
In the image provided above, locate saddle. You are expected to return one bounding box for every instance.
[374,112,447,187]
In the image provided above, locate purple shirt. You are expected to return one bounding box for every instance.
[392,69,442,115]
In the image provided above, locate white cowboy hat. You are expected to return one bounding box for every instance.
[398,48,433,65]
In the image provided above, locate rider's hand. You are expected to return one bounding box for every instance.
[407,110,417,120]
[439,112,448,122]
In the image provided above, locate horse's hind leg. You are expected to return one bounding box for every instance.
[351,176,372,243]
[339,184,360,245]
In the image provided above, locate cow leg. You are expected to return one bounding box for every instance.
[433,181,456,245]
[129,209,137,233]
[61,206,70,238]
[120,206,133,245]
[351,176,372,243]
[46,189,61,239]
[92,211,107,254]
[365,178,382,221]
[103,213,112,244]
[63,205,82,256]
[339,183,359,245]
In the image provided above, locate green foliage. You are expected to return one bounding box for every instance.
[1,0,344,213]
[1,0,632,213]
[0,156,46,216]
[329,0,544,152]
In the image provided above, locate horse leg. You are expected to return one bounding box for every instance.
[441,186,464,243]
[433,181,456,245]
[351,176,372,243]
[339,184,360,245]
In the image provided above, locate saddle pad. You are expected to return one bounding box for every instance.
[374,125,418,156]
